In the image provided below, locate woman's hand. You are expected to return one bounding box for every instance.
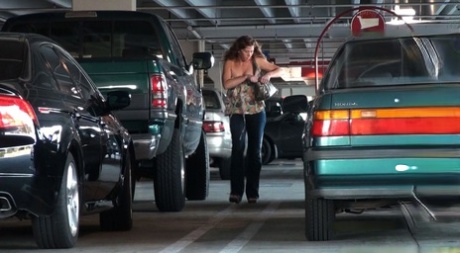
[248,75,259,83]
[258,75,270,84]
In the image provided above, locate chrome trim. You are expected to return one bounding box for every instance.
[0,173,33,177]
[0,197,12,212]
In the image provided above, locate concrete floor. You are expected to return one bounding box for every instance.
[1,159,460,253]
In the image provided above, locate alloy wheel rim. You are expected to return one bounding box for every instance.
[66,162,79,237]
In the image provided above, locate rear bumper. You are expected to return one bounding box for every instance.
[206,135,232,159]
[308,178,460,200]
[0,174,60,218]
[132,133,160,160]
[305,148,460,200]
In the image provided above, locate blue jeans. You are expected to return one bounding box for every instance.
[229,110,266,199]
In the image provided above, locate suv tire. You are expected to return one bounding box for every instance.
[154,129,185,212]
[185,131,210,200]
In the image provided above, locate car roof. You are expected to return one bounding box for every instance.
[3,10,162,24]
[0,32,57,44]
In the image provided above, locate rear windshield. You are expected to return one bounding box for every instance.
[321,34,460,90]
[202,90,221,110]
[0,39,25,80]
[8,20,162,60]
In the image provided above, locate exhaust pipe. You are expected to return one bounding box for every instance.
[0,196,12,212]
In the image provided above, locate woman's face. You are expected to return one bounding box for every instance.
[239,45,254,62]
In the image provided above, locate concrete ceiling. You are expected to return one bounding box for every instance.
[1,0,460,66]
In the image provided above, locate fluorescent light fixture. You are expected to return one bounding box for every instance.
[387,5,416,25]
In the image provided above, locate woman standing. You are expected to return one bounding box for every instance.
[222,35,283,204]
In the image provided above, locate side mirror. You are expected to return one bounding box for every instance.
[192,52,214,70]
[106,90,131,111]
[282,95,309,113]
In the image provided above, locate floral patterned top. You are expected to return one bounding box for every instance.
[224,82,265,115]
[224,57,265,115]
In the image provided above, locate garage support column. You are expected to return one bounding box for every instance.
[72,0,136,11]
[197,40,206,87]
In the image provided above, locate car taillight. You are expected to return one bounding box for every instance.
[312,110,349,136]
[151,74,167,108]
[312,107,460,137]
[0,95,38,130]
[203,121,225,133]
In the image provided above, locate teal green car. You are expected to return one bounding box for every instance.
[283,33,460,241]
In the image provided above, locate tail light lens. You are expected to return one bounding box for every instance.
[312,110,349,136]
[151,74,168,108]
[203,121,225,133]
[312,107,460,137]
[0,95,38,131]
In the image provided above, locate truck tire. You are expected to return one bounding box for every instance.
[185,131,210,200]
[305,196,335,241]
[33,153,79,249]
[154,129,185,212]
[100,151,133,231]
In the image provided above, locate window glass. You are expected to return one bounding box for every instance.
[114,20,162,59]
[34,45,58,90]
[0,39,25,80]
[8,19,162,60]
[49,22,81,58]
[162,21,187,69]
[81,21,112,59]
[202,90,221,109]
[39,46,79,97]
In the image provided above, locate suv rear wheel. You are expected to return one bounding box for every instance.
[185,131,210,200]
[154,129,185,212]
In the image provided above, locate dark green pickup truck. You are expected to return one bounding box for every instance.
[2,10,214,212]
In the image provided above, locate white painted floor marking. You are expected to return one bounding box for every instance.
[219,201,281,253]
[158,205,235,253]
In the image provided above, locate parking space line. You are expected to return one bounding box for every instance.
[158,205,235,253]
[219,201,281,253]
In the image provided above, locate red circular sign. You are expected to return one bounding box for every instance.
[351,9,385,37]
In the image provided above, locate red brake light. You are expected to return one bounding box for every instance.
[202,121,225,133]
[0,95,38,129]
[312,107,460,137]
[151,74,168,108]
[312,110,350,136]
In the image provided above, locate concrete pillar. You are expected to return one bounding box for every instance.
[197,40,206,87]
[73,0,136,11]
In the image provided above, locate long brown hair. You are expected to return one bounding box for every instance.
[223,35,265,61]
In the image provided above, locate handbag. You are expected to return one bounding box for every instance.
[250,80,278,101]
[249,57,278,101]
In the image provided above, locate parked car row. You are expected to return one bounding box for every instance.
[2,10,214,213]
[202,87,232,180]
[0,33,134,249]
[263,96,305,165]
[9,6,457,250]
[0,10,214,249]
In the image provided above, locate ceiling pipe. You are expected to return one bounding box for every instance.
[137,3,460,10]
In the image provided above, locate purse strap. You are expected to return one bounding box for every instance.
[251,56,260,77]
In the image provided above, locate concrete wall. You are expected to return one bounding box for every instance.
[179,40,315,98]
